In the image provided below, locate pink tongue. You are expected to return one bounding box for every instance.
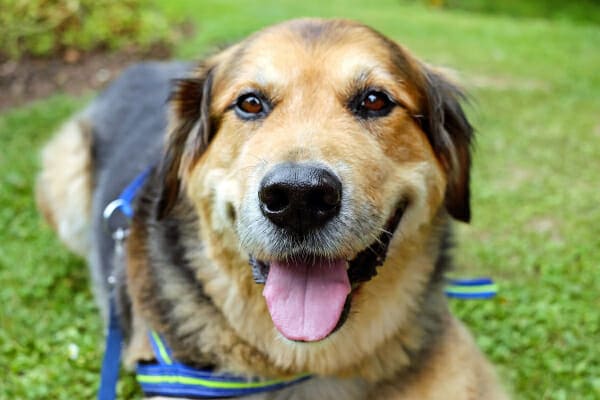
[263,259,350,342]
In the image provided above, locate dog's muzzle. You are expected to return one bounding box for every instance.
[247,163,406,343]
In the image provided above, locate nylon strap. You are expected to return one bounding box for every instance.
[137,332,311,398]
[445,277,498,299]
[97,298,123,400]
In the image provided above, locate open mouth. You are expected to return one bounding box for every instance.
[249,202,406,342]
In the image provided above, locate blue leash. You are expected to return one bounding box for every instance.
[97,169,151,400]
[97,298,124,400]
[102,168,152,223]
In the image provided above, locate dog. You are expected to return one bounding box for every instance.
[36,18,508,399]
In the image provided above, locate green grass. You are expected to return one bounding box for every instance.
[437,0,600,25]
[1,1,599,398]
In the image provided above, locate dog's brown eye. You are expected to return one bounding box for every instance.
[239,95,263,114]
[362,92,388,112]
[235,93,271,120]
[351,90,395,119]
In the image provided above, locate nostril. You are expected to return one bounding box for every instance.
[308,187,341,213]
[323,189,341,207]
[259,185,289,213]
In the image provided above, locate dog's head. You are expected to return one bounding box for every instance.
[160,19,472,375]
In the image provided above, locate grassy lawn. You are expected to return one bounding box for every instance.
[1,0,599,398]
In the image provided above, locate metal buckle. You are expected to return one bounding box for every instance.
[103,199,131,287]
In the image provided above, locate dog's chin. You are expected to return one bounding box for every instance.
[249,202,407,343]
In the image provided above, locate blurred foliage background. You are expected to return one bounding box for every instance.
[1,0,599,60]
[0,0,174,59]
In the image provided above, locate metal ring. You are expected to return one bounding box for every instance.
[102,199,129,234]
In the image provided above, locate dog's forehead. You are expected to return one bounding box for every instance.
[247,22,394,72]
[212,19,419,108]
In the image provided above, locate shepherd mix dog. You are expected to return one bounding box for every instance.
[37,19,508,399]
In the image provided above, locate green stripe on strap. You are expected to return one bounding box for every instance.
[151,331,173,365]
[137,373,312,389]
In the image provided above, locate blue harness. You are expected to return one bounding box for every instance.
[137,331,311,398]
[97,170,498,399]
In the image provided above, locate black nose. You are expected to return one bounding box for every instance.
[259,163,342,234]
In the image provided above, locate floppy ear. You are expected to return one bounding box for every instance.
[419,68,473,223]
[157,66,215,219]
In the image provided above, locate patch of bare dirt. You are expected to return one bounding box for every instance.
[0,44,172,112]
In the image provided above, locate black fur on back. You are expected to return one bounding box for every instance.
[86,61,192,319]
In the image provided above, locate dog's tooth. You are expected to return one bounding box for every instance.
[250,256,269,284]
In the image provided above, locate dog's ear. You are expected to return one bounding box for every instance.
[157,66,215,219]
[418,68,473,223]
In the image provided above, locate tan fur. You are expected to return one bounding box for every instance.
[126,210,285,376]
[371,318,507,400]
[122,308,154,368]
[36,117,93,257]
